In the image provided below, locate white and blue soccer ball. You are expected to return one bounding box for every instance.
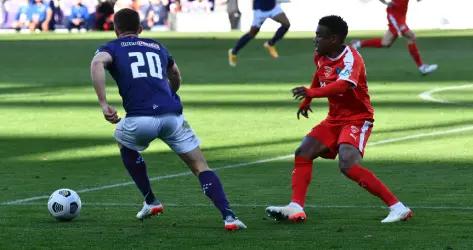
[47,188,81,221]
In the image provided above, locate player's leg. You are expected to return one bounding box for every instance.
[114,117,163,220]
[352,29,397,50]
[351,12,400,50]
[337,122,412,223]
[228,9,265,66]
[403,29,438,75]
[264,10,290,58]
[231,26,260,54]
[29,21,39,32]
[162,115,246,230]
[228,26,260,66]
[266,122,334,222]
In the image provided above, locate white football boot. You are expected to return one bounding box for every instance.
[224,216,247,231]
[265,202,307,222]
[381,202,413,223]
[136,201,164,220]
[419,64,438,75]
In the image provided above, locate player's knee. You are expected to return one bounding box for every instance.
[406,35,416,43]
[248,28,259,38]
[282,22,290,29]
[294,147,317,160]
[338,148,360,172]
[382,39,395,48]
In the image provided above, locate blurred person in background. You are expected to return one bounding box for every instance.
[228,0,290,66]
[169,0,181,13]
[226,0,240,30]
[186,0,211,13]
[12,0,30,31]
[144,0,168,29]
[28,0,48,32]
[95,0,113,30]
[351,0,437,75]
[67,0,89,31]
[43,0,64,31]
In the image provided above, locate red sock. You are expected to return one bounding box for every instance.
[361,38,383,48]
[291,156,313,207]
[408,43,423,67]
[345,164,398,206]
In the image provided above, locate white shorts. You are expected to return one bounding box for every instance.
[114,114,200,154]
[252,4,284,28]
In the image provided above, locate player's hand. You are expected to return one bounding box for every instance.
[101,103,121,124]
[292,86,311,100]
[297,105,313,120]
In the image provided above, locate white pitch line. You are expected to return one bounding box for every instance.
[3,125,473,206]
[2,86,473,206]
[3,202,473,211]
[419,83,473,104]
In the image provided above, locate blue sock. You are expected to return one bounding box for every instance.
[232,33,253,54]
[120,146,156,205]
[268,25,289,46]
[198,171,235,219]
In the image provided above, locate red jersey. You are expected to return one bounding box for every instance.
[387,0,409,16]
[312,46,374,122]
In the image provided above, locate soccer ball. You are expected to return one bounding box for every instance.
[47,188,81,221]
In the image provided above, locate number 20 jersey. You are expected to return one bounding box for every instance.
[97,36,183,117]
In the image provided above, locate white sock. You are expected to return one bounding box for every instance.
[389,201,406,211]
[289,202,303,210]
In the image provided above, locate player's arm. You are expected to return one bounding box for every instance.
[90,51,120,124]
[292,80,352,100]
[295,73,319,119]
[167,62,182,92]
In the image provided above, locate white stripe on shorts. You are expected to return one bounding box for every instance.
[358,121,372,152]
[388,14,401,35]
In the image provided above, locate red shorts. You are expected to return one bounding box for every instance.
[307,119,374,159]
[387,12,410,36]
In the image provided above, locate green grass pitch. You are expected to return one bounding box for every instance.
[0,30,472,249]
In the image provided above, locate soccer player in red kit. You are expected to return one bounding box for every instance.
[351,0,437,75]
[266,15,413,223]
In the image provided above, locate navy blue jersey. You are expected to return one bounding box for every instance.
[253,0,276,11]
[97,36,182,117]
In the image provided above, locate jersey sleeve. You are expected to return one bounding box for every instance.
[337,51,363,87]
[96,42,114,57]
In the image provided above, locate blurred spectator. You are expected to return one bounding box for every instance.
[114,0,132,12]
[169,0,181,13]
[144,0,168,29]
[43,0,63,31]
[1,0,6,28]
[226,0,239,30]
[12,0,30,31]
[67,0,89,31]
[28,0,49,32]
[95,0,113,30]
[182,0,211,13]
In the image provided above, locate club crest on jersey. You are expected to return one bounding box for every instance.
[323,66,333,78]
[350,126,359,134]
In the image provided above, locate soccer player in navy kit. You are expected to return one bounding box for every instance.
[228,0,290,66]
[90,8,246,231]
